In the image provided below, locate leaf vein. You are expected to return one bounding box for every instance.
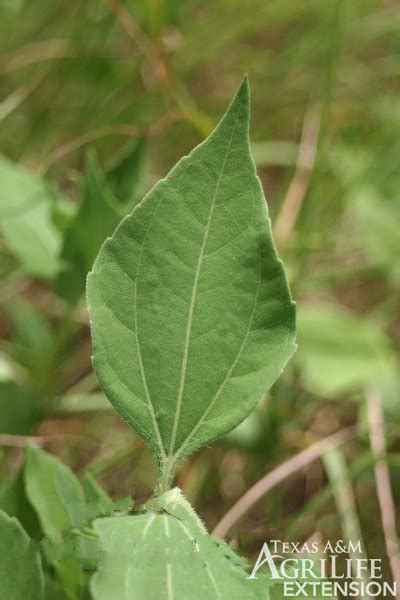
[167,109,241,460]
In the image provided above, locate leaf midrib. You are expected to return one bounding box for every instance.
[167,110,241,460]
[133,196,167,461]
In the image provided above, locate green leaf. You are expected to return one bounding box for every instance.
[87,77,296,486]
[91,490,268,600]
[0,509,44,600]
[24,446,129,572]
[6,300,54,355]
[55,151,122,305]
[5,301,55,380]
[0,380,39,434]
[44,574,69,600]
[24,447,105,596]
[51,195,77,233]
[159,487,207,535]
[350,187,400,284]
[296,303,395,397]
[24,446,129,537]
[0,467,40,537]
[24,445,85,543]
[80,472,124,523]
[0,154,61,279]
[105,138,145,208]
[81,472,113,511]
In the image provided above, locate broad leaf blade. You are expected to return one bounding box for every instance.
[87,78,296,470]
[24,446,129,535]
[0,154,61,279]
[24,447,111,592]
[0,509,44,600]
[91,510,267,599]
[24,445,85,543]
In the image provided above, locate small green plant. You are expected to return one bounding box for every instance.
[0,78,295,599]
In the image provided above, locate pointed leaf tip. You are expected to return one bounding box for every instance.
[239,73,249,92]
[231,74,250,113]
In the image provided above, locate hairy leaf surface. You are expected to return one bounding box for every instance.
[91,490,270,600]
[87,78,296,473]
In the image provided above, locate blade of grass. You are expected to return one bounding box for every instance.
[286,451,373,539]
[322,447,370,599]
[274,0,344,249]
[273,97,321,248]
[366,387,400,598]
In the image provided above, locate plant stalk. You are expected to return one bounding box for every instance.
[158,456,177,495]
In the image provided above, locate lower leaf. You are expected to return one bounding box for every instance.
[0,509,44,600]
[91,488,274,600]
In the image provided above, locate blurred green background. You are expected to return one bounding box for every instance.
[0,0,399,592]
